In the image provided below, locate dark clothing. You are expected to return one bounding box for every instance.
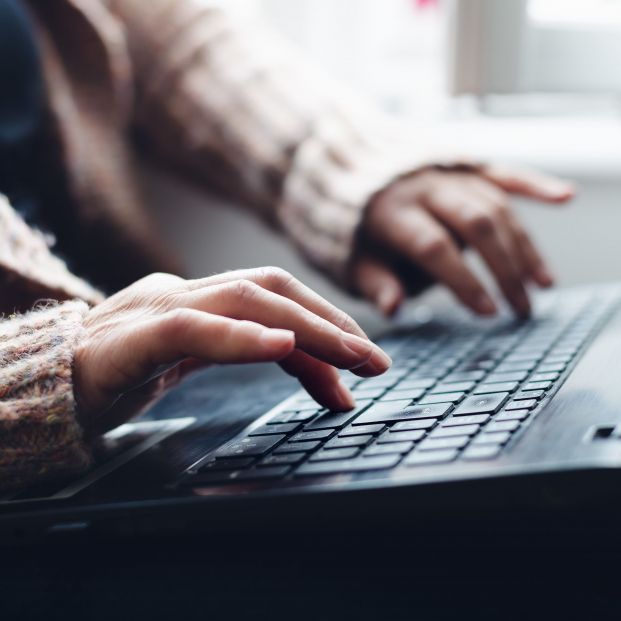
[0,0,43,223]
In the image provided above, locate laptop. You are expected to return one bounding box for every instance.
[3,282,621,542]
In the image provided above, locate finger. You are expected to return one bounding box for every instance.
[180,280,392,375]
[280,350,355,411]
[454,177,554,288]
[352,256,405,317]
[375,205,497,315]
[505,210,555,288]
[481,165,575,203]
[110,311,297,395]
[187,266,368,339]
[424,186,531,317]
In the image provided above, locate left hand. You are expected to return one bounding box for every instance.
[351,165,575,317]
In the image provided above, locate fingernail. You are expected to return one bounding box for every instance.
[534,266,554,287]
[376,287,399,317]
[260,329,294,351]
[342,332,373,359]
[545,180,575,199]
[474,292,497,316]
[364,347,393,374]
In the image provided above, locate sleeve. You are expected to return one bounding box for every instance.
[107,0,435,285]
[0,301,93,492]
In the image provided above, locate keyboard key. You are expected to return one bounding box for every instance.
[214,434,286,459]
[351,387,386,400]
[289,411,321,423]
[513,390,544,400]
[392,418,437,431]
[378,429,426,443]
[324,435,373,449]
[496,409,530,421]
[474,382,518,395]
[418,392,465,405]
[249,423,300,436]
[363,441,413,456]
[274,441,321,454]
[339,423,385,437]
[442,414,490,427]
[404,450,458,466]
[529,372,560,382]
[198,458,254,473]
[471,431,511,445]
[494,361,537,373]
[394,378,437,390]
[418,436,469,451]
[354,402,451,425]
[296,455,401,476]
[236,467,291,481]
[290,429,333,442]
[522,381,553,391]
[429,424,480,438]
[452,393,509,416]
[310,448,360,461]
[542,355,572,364]
[379,388,425,401]
[536,362,566,373]
[355,376,399,389]
[429,381,475,394]
[259,453,306,467]
[461,445,501,461]
[443,370,485,382]
[505,399,537,410]
[485,420,521,433]
[485,371,528,383]
[305,401,372,430]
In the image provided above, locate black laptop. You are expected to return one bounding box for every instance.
[3,282,621,542]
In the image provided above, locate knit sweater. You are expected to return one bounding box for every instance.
[0,1,456,493]
[0,301,92,491]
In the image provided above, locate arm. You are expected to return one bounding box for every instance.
[107,0,414,284]
[0,301,92,492]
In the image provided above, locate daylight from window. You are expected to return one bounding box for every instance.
[529,0,621,25]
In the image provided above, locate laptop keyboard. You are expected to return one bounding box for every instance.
[180,289,620,488]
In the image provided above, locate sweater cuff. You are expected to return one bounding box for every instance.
[0,300,92,492]
[278,107,482,287]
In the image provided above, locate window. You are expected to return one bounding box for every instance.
[450,0,621,96]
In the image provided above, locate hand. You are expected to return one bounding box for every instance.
[73,268,391,433]
[352,165,575,317]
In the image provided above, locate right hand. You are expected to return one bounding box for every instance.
[73,268,392,434]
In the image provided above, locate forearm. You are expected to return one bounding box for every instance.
[109,0,423,283]
[0,301,92,492]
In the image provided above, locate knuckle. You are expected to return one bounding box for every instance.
[466,211,496,239]
[256,266,294,291]
[416,234,450,261]
[332,310,358,335]
[160,309,195,339]
[229,278,261,302]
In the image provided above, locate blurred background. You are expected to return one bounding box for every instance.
[147,0,621,330]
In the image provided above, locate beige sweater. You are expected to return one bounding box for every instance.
[0,1,440,492]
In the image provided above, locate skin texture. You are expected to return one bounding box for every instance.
[352,165,575,317]
[73,268,392,433]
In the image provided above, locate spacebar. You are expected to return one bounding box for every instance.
[295,455,400,477]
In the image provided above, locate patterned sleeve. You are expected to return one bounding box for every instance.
[0,301,92,492]
[107,0,433,285]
